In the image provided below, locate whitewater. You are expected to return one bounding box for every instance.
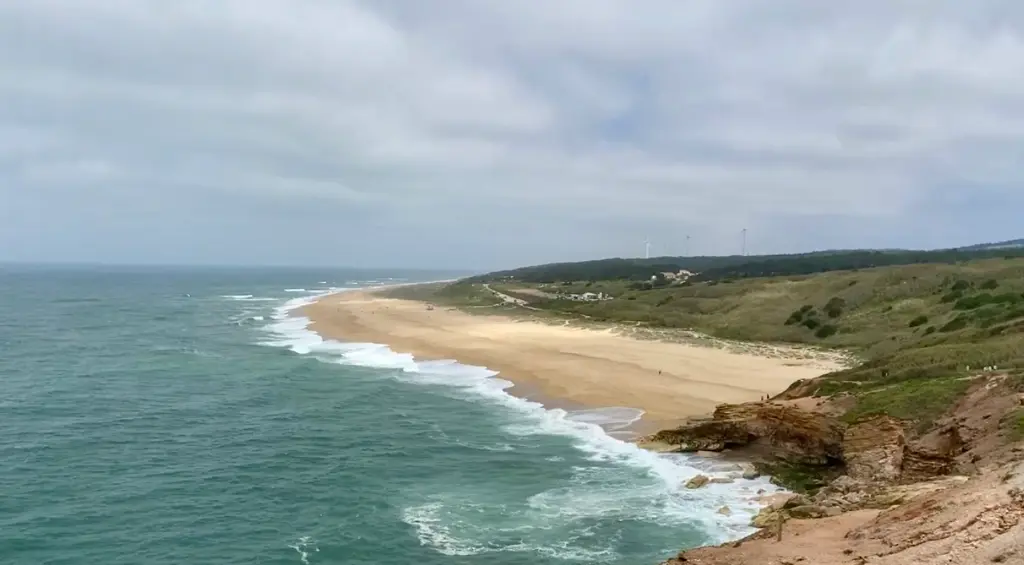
[1,266,781,565]
[261,288,785,558]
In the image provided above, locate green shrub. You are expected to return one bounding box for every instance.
[951,280,971,292]
[844,377,972,432]
[785,311,804,325]
[802,318,821,330]
[799,304,814,313]
[981,279,1000,290]
[955,292,1022,310]
[954,293,991,310]
[1002,308,1024,322]
[909,315,929,328]
[815,324,839,338]
[941,290,964,304]
[994,293,1024,305]
[940,315,969,333]
[924,326,936,335]
[1004,409,1024,442]
[824,297,846,318]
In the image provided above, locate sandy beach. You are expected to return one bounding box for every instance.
[303,289,845,430]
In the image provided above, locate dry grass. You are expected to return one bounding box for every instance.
[492,258,1024,353]
[388,259,1024,430]
[487,259,1024,429]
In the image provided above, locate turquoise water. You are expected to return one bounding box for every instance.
[0,266,780,565]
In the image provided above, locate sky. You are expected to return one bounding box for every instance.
[2,1,1024,270]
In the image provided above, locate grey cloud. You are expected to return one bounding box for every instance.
[2,1,1023,269]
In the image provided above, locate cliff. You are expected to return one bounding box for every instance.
[654,373,1024,565]
[646,402,845,466]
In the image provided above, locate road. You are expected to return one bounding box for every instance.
[482,284,534,308]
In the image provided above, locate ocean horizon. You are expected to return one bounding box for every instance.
[1,265,779,564]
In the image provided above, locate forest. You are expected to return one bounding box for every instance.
[468,246,1024,284]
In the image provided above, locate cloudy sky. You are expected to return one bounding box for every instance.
[2,1,1023,270]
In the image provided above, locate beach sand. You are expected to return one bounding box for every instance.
[303,290,845,430]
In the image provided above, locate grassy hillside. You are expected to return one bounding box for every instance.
[449,258,1024,432]
[492,259,1024,350]
[471,247,1024,284]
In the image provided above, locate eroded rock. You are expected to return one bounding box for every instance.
[788,504,828,519]
[751,506,785,528]
[740,463,761,480]
[842,415,905,483]
[647,402,845,465]
[685,474,710,489]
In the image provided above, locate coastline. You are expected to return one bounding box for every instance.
[302,287,845,433]
[279,285,809,543]
[295,285,1024,564]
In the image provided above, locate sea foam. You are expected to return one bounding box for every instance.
[260,289,784,553]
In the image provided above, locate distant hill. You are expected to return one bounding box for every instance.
[468,244,1024,284]
[959,239,1024,251]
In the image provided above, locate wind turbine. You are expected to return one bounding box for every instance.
[644,238,651,259]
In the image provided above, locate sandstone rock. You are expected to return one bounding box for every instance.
[842,491,866,509]
[842,416,958,485]
[901,446,955,482]
[740,463,761,480]
[868,491,906,508]
[685,474,710,489]
[825,506,843,517]
[717,505,732,516]
[759,492,798,509]
[636,440,682,453]
[751,506,784,528]
[843,415,905,483]
[830,474,864,493]
[783,494,812,509]
[788,504,828,519]
[710,477,735,484]
[648,402,846,464]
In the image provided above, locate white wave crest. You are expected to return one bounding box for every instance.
[222,295,279,302]
[260,292,785,555]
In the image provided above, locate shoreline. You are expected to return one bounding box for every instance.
[301,287,845,433]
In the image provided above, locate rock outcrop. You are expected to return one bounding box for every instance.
[646,402,845,465]
[656,374,1024,564]
[842,415,958,485]
[842,415,905,482]
[685,474,710,489]
[900,446,956,482]
[740,463,761,480]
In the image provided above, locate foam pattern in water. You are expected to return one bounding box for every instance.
[261,290,785,556]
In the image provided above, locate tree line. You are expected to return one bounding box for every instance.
[467,247,1024,284]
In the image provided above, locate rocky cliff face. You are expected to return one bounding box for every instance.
[843,415,906,483]
[645,402,846,466]
[656,374,1024,565]
[646,401,962,488]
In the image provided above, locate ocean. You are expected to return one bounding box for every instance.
[0,266,781,565]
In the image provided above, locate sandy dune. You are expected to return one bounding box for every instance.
[304,290,844,429]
